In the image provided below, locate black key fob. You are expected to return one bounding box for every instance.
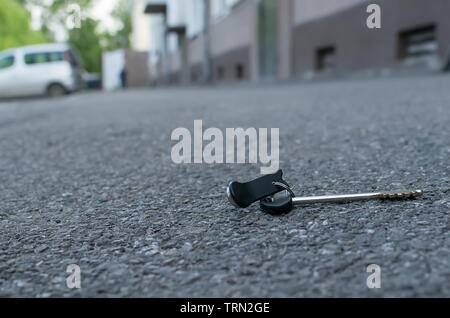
[227,170,290,208]
[260,191,293,215]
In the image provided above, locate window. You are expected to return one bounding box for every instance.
[0,55,14,69]
[25,53,46,64]
[24,52,64,65]
[236,63,244,80]
[316,46,336,71]
[48,52,64,62]
[398,24,437,60]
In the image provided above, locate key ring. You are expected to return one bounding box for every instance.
[272,181,296,198]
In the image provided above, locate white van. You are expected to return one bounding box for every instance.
[0,43,84,98]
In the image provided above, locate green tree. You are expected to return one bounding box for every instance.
[13,0,93,41]
[103,0,132,50]
[67,17,102,73]
[68,0,132,73]
[0,0,47,51]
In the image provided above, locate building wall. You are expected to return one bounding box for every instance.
[187,35,204,83]
[188,35,204,66]
[277,0,294,80]
[102,50,125,91]
[145,0,450,85]
[125,51,150,88]
[292,0,450,77]
[211,0,243,22]
[103,50,149,90]
[211,47,251,82]
[293,0,367,26]
[148,14,165,62]
[185,0,205,37]
[132,0,152,51]
[209,0,259,82]
[209,0,256,57]
[166,0,188,53]
[149,60,163,85]
[170,49,182,72]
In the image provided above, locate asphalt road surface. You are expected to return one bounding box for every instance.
[0,74,449,297]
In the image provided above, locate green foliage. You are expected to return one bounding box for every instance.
[17,0,94,41]
[104,0,132,50]
[0,0,47,51]
[67,0,132,73]
[48,0,92,12]
[67,17,102,73]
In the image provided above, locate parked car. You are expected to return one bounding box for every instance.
[0,43,84,98]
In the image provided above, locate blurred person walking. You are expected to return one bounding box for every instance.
[120,67,127,89]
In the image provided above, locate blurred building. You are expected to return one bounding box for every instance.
[101,0,151,91]
[137,0,450,85]
[102,50,149,91]
[132,0,152,51]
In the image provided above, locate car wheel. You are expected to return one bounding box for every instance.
[47,84,67,98]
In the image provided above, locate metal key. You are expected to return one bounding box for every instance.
[226,170,423,214]
[260,188,423,214]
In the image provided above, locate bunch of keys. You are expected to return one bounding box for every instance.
[227,170,423,214]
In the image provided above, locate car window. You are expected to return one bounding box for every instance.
[48,52,64,62]
[0,55,15,69]
[25,53,45,64]
[24,52,64,65]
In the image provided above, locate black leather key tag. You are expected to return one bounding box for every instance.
[227,170,290,208]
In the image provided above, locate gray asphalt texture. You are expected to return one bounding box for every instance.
[0,74,449,297]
